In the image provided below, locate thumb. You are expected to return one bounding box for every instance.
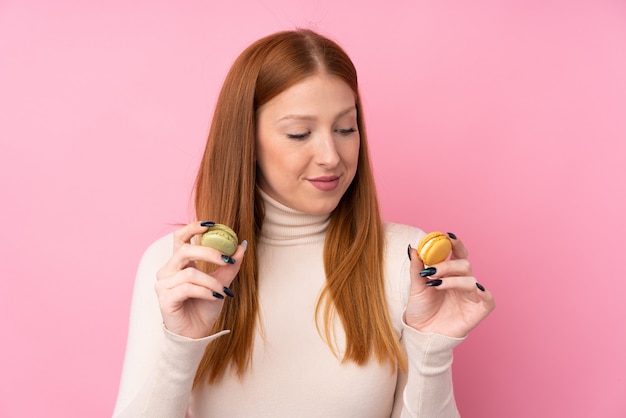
[408,244,426,286]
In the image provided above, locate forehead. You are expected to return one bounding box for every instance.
[257,74,356,121]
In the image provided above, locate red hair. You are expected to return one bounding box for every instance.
[193,29,405,386]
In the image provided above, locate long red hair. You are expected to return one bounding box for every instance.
[193,29,406,386]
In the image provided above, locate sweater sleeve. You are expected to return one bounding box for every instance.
[112,235,229,418]
[385,223,465,418]
[392,318,464,418]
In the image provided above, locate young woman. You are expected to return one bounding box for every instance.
[113,29,495,417]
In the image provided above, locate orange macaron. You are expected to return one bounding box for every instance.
[416,232,452,266]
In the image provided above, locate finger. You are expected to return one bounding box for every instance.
[424,276,483,302]
[159,281,227,308]
[476,284,496,312]
[172,221,215,252]
[408,244,425,277]
[408,244,429,292]
[158,240,248,299]
[210,241,248,288]
[447,233,469,260]
[426,275,477,291]
[420,258,473,279]
[156,267,231,302]
[158,243,238,275]
[158,266,223,291]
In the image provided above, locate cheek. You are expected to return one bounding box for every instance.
[256,132,280,173]
[257,144,296,182]
[255,147,277,186]
[343,140,361,169]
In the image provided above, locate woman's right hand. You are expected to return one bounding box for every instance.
[155,221,247,339]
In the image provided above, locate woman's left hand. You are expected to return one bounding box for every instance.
[405,234,495,338]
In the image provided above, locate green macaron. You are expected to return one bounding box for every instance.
[200,224,239,256]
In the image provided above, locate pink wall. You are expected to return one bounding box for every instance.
[1,0,625,416]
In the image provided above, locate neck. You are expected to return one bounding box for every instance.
[258,188,330,245]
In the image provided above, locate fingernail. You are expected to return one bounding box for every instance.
[407,244,412,261]
[426,279,443,287]
[221,255,236,264]
[420,267,437,277]
[447,232,457,239]
[476,282,486,292]
[200,220,215,227]
[242,240,248,251]
[223,286,235,298]
[212,291,224,300]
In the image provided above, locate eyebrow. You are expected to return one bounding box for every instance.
[277,106,357,122]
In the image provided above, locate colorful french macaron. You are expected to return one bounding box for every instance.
[416,231,452,266]
[200,223,239,256]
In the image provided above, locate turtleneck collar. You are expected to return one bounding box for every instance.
[258,188,330,245]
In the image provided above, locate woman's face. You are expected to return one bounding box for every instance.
[255,73,360,215]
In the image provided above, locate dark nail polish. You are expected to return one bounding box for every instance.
[426,279,443,287]
[221,255,236,264]
[476,282,486,292]
[420,267,437,277]
[447,232,457,240]
[223,287,235,298]
[212,291,224,300]
[200,221,215,227]
[407,244,412,261]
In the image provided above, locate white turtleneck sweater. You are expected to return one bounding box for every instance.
[113,192,463,417]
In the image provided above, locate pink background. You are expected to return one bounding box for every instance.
[1,0,625,416]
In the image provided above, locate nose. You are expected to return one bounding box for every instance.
[314,132,341,168]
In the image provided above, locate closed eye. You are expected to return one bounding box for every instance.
[336,127,357,136]
[286,132,310,140]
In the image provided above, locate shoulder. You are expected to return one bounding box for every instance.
[134,233,174,284]
[139,233,174,266]
[383,222,426,251]
[381,221,425,269]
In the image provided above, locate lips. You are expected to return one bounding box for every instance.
[307,175,341,191]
